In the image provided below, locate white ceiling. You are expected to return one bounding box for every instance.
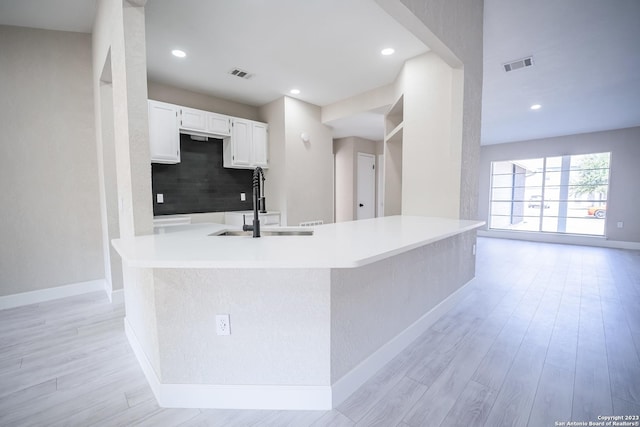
[482,0,640,145]
[2,0,639,145]
[145,0,427,108]
[144,0,428,141]
[0,0,97,33]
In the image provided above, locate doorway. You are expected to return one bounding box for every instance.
[356,153,376,220]
[98,50,123,300]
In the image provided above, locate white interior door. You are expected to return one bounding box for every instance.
[357,153,376,220]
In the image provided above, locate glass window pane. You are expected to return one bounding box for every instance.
[489,152,609,237]
[490,158,544,232]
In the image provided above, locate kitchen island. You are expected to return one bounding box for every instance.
[112,215,484,410]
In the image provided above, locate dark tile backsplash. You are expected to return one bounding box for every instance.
[152,134,254,215]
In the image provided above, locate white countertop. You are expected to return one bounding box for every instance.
[112,215,484,269]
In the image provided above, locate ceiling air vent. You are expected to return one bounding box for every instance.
[228,67,253,80]
[503,56,533,72]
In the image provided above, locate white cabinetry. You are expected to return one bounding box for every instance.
[180,106,206,132]
[229,118,252,167]
[179,107,230,137]
[148,100,180,164]
[224,118,269,169]
[207,113,231,136]
[147,100,266,168]
[252,122,269,168]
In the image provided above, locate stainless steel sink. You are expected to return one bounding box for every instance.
[210,229,314,237]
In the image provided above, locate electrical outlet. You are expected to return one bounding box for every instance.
[617,221,624,228]
[216,314,231,336]
[240,192,246,201]
[157,193,164,204]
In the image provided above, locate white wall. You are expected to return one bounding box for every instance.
[148,80,260,121]
[331,231,476,381]
[259,97,287,224]
[260,97,334,226]
[334,140,354,223]
[333,136,380,222]
[93,0,153,241]
[153,268,331,385]
[92,0,160,371]
[381,0,484,220]
[321,84,395,124]
[284,98,335,226]
[400,52,462,218]
[479,127,640,244]
[0,25,104,297]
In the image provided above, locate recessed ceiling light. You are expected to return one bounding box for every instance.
[381,48,395,56]
[171,49,186,58]
[290,89,301,95]
[530,104,542,110]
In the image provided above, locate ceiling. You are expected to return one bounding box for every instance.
[0,0,97,33]
[1,0,639,145]
[144,0,428,140]
[145,0,426,107]
[482,0,640,145]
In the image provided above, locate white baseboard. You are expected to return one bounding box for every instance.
[101,278,124,306]
[331,277,476,407]
[124,318,332,410]
[478,230,640,250]
[0,279,107,310]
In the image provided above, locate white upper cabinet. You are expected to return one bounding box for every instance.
[179,107,231,137]
[230,118,252,166]
[180,107,207,133]
[148,100,266,168]
[148,100,180,164]
[252,121,269,168]
[223,118,269,169]
[207,112,231,136]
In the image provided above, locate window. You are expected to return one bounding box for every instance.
[489,152,610,236]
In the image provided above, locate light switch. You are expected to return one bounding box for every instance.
[157,193,164,204]
[617,221,624,228]
[240,193,246,201]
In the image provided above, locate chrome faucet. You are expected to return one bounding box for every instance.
[242,167,266,238]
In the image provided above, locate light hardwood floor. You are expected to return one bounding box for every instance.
[1,237,639,426]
